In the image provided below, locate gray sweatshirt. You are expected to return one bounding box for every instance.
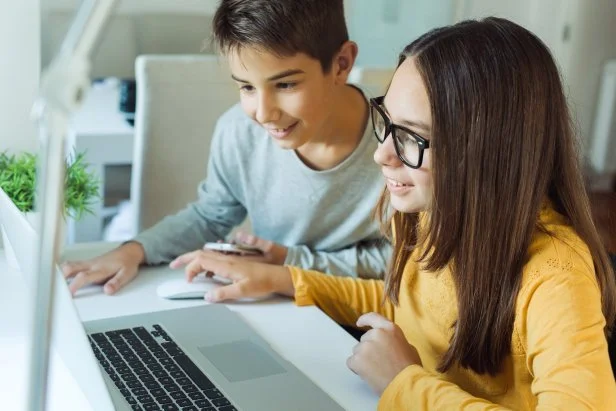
[134,103,390,278]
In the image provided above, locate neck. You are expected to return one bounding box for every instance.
[296,85,368,170]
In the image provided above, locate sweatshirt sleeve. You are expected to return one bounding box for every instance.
[523,264,616,409]
[284,238,391,279]
[288,266,394,326]
[379,262,616,410]
[134,113,247,265]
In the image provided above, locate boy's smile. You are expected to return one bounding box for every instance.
[227,48,336,150]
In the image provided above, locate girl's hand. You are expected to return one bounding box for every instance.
[346,312,422,394]
[170,249,294,302]
[232,231,288,265]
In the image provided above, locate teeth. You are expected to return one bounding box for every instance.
[388,178,409,187]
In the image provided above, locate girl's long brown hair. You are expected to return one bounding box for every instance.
[375,17,616,375]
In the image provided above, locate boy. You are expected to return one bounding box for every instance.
[63,0,389,295]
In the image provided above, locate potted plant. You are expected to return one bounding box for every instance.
[0,150,99,266]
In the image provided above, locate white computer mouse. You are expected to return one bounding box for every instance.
[156,276,228,300]
[156,275,268,302]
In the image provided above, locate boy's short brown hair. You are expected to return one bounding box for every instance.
[212,0,349,72]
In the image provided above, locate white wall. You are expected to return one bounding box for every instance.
[345,0,455,68]
[566,0,616,150]
[0,1,40,153]
[41,0,217,79]
[458,0,616,161]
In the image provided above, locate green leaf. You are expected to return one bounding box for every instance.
[0,150,100,219]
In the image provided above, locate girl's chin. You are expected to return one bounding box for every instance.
[390,196,426,214]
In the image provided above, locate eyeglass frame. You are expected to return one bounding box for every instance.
[369,96,430,169]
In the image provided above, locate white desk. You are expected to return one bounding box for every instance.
[0,244,379,410]
[67,80,135,244]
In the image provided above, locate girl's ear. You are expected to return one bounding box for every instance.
[332,41,358,85]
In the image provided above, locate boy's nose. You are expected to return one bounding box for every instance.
[255,93,280,124]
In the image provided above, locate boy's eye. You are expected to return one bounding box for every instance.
[276,82,297,90]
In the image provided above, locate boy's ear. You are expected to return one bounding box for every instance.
[332,41,358,84]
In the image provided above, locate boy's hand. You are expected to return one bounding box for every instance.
[232,231,288,265]
[61,241,145,296]
[169,249,295,302]
[346,313,422,394]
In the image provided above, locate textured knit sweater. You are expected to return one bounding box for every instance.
[289,206,616,409]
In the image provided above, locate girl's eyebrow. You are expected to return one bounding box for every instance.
[383,101,431,133]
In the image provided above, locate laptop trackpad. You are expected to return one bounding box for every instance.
[198,340,286,382]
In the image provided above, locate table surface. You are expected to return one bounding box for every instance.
[0,242,379,410]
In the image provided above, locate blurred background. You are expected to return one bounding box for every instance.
[1,0,615,246]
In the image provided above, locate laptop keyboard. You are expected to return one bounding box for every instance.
[89,324,237,411]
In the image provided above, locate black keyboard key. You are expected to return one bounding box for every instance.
[138,374,155,383]
[155,395,173,405]
[131,387,148,397]
[163,383,181,393]
[142,357,158,366]
[144,381,162,390]
[133,327,151,339]
[126,380,143,389]
[133,367,149,376]
[168,370,185,379]
[180,407,197,411]
[164,364,181,373]
[212,398,231,407]
[175,355,215,391]
[182,384,198,393]
[177,377,192,386]
[203,388,223,400]
[149,388,166,398]
[162,405,179,411]
[170,391,188,401]
[120,388,131,398]
[155,372,171,381]
[153,350,170,359]
[115,365,130,374]
[159,376,174,385]
[130,405,142,411]
[136,394,153,403]
[176,398,192,407]
[188,392,205,400]
[91,333,107,343]
[124,375,139,384]
[143,403,160,411]
[194,398,211,407]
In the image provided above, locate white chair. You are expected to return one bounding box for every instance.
[131,55,240,233]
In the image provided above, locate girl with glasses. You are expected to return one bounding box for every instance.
[173,17,616,409]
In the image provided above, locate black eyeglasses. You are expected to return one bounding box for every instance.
[369,96,430,169]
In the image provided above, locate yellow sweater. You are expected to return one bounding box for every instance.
[288,207,616,410]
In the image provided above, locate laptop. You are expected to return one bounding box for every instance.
[0,188,344,411]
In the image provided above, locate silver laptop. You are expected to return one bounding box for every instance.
[0,188,344,411]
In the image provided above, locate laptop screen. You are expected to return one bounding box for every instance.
[0,187,115,410]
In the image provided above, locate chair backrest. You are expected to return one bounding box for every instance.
[132,55,238,232]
